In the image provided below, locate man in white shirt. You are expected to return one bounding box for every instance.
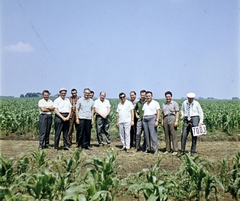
[94,91,111,147]
[142,91,160,155]
[116,92,134,152]
[53,88,72,150]
[38,90,54,149]
[180,92,204,156]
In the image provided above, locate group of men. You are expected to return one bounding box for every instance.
[38,88,204,156]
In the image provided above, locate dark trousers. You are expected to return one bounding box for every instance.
[77,119,91,148]
[54,113,70,149]
[181,116,199,153]
[68,112,78,144]
[39,114,52,148]
[96,115,111,145]
[130,117,138,148]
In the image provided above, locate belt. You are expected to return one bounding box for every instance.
[164,114,175,118]
[184,116,198,118]
[60,112,69,115]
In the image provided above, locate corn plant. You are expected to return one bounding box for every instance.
[178,153,222,201]
[128,159,175,201]
[0,155,15,187]
[83,151,119,201]
[229,152,240,200]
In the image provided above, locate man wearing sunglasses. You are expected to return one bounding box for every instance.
[116,92,134,152]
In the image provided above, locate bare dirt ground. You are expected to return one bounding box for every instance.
[1,135,240,175]
[1,135,240,200]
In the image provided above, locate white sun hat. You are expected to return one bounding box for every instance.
[187,92,196,98]
[59,88,67,93]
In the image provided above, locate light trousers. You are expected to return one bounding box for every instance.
[119,122,131,149]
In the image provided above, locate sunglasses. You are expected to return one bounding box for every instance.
[120,96,125,99]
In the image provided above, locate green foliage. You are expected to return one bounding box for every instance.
[128,159,175,201]
[1,98,239,136]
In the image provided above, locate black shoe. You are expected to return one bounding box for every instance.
[191,152,196,157]
[63,146,70,150]
[180,151,185,157]
[45,145,49,149]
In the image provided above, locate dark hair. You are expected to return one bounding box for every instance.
[71,88,77,93]
[90,90,94,94]
[146,91,153,96]
[119,92,126,98]
[165,91,172,97]
[42,90,50,95]
[140,90,146,94]
[130,91,136,95]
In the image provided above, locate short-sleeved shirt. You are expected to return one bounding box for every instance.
[94,98,111,115]
[135,100,147,119]
[116,100,134,123]
[38,98,53,114]
[142,100,160,116]
[76,97,94,119]
[162,100,179,116]
[53,97,72,113]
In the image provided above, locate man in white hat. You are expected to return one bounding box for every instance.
[53,88,72,150]
[180,92,204,156]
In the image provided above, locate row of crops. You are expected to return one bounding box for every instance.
[1,149,240,200]
[0,98,239,136]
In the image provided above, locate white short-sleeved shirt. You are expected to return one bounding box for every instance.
[38,98,53,114]
[94,98,111,115]
[142,100,160,116]
[53,97,72,113]
[116,100,134,123]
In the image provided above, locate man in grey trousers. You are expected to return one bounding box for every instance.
[142,91,160,155]
[135,90,147,152]
[162,91,179,156]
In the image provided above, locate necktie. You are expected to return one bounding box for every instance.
[187,103,191,121]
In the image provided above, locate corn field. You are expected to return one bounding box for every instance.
[0,98,239,136]
[0,150,240,200]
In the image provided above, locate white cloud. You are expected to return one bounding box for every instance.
[5,42,34,53]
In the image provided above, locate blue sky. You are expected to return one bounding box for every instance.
[1,0,239,99]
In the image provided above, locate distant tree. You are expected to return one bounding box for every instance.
[20,94,25,98]
[232,97,239,100]
[24,92,41,98]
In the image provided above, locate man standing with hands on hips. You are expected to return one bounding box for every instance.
[53,88,72,150]
[162,91,179,156]
[180,92,204,156]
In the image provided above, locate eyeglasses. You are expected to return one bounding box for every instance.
[120,96,125,99]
